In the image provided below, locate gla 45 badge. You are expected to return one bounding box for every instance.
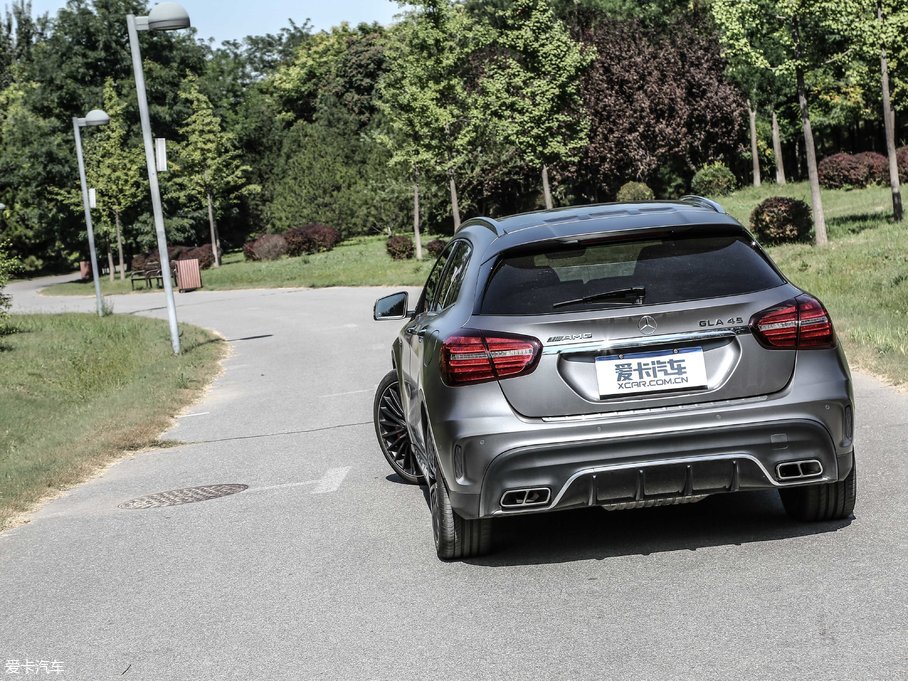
[699,317,744,327]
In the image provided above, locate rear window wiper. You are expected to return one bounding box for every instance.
[552,286,646,309]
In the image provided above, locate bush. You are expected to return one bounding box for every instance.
[180,244,215,270]
[425,239,447,258]
[284,224,341,256]
[853,151,888,185]
[616,181,655,202]
[244,234,288,261]
[750,197,812,244]
[386,235,415,260]
[0,243,19,327]
[897,146,908,182]
[691,162,736,197]
[817,152,868,189]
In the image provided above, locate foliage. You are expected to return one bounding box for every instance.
[180,244,215,270]
[576,17,744,200]
[0,241,19,325]
[897,146,908,182]
[479,0,594,175]
[691,162,737,197]
[750,196,812,244]
[244,233,288,261]
[425,238,447,257]
[615,181,654,202]
[386,234,415,260]
[818,152,869,189]
[853,151,888,185]
[284,224,340,256]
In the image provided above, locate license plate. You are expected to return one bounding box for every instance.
[595,347,708,398]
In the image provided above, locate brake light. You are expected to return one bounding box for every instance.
[750,294,835,349]
[440,329,541,385]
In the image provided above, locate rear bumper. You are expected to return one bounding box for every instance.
[473,420,850,517]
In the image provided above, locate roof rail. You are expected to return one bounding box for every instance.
[679,195,727,214]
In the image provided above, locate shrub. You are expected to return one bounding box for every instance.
[817,152,868,189]
[897,146,908,182]
[131,253,148,271]
[0,242,19,327]
[245,234,288,261]
[425,239,447,258]
[180,244,215,270]
[750,197,812,244]
[616,181,655,202]
[691,162,736,197]
[386,235,415,260]
[284,224,340,256]
[853,151,888,185]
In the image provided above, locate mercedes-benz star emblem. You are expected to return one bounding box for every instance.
[638,315,657,335]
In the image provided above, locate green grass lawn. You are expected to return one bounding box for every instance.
[0,314,223,529]
[45,234,438,296]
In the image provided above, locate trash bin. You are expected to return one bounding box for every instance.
[174,258,202,292]
[79,261,92,281]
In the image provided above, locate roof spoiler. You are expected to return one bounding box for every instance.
[679,195,727,214]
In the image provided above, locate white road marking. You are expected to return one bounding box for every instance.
[249,467,351,495]
[319,389,371,398]
[177,411,210,419]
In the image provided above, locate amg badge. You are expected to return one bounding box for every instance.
[547,333,593,343]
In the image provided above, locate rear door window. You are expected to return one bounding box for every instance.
[436,241,472,310]
[480,232,785,315]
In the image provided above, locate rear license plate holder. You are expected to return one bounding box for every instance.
[595,347,708,398]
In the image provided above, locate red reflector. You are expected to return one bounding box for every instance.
[750,295,835,349]
[441,330,541,385]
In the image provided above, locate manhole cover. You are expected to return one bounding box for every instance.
[119,484,248,510]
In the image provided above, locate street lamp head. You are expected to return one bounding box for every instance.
[82,109,111,127]
[147,3,191,31]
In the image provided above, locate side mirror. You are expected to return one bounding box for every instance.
[374,291,410,320]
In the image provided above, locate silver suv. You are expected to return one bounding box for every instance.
[373,197,856,560]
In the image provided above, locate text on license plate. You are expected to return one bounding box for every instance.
[595,347,708,397]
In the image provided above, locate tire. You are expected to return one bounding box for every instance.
[373,370,422,484]
[428,439,492,560]
[779,458,856,522]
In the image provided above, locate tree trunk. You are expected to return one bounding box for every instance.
[771,110,786,185]
[795,68,827,245]
[107,249,115,283]
[449,174,461,232]
[413,181,423,261]
[791,20,827,245]
[748,99,761,187]
[879,3,903,221]
[115,211,126,280]
[541,164,553,209]
[207,192,221,267]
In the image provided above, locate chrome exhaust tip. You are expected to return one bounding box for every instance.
[500,487,551,509]
[776,459,823,481]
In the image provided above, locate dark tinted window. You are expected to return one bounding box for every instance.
[480,234,784,315]
[417,243,454,313]
[437,242,472,310]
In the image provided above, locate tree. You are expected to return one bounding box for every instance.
[712,0,854,246]
[175,75,252,266]
[575,16,744,200]
[378,1,482,238]
[479,0,594,209]
[83,78,145,279]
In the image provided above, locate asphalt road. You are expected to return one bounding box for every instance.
[2,277,906,680]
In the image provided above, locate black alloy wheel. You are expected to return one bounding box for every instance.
[373,370,422,484]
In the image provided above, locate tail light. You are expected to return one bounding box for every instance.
[440,329,542,385]
[750,294,835,349]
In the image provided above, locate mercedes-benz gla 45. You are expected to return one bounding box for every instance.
[372,197,856,560]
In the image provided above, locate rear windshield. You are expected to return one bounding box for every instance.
[480,233,785,315]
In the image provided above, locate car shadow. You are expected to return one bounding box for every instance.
[466,491,853,567]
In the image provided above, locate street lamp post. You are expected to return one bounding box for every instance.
[73,109,110,317]
[126,2,191,354]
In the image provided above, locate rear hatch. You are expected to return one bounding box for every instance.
[473,226,799,418]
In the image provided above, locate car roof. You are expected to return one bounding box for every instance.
[458,198,747,262]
